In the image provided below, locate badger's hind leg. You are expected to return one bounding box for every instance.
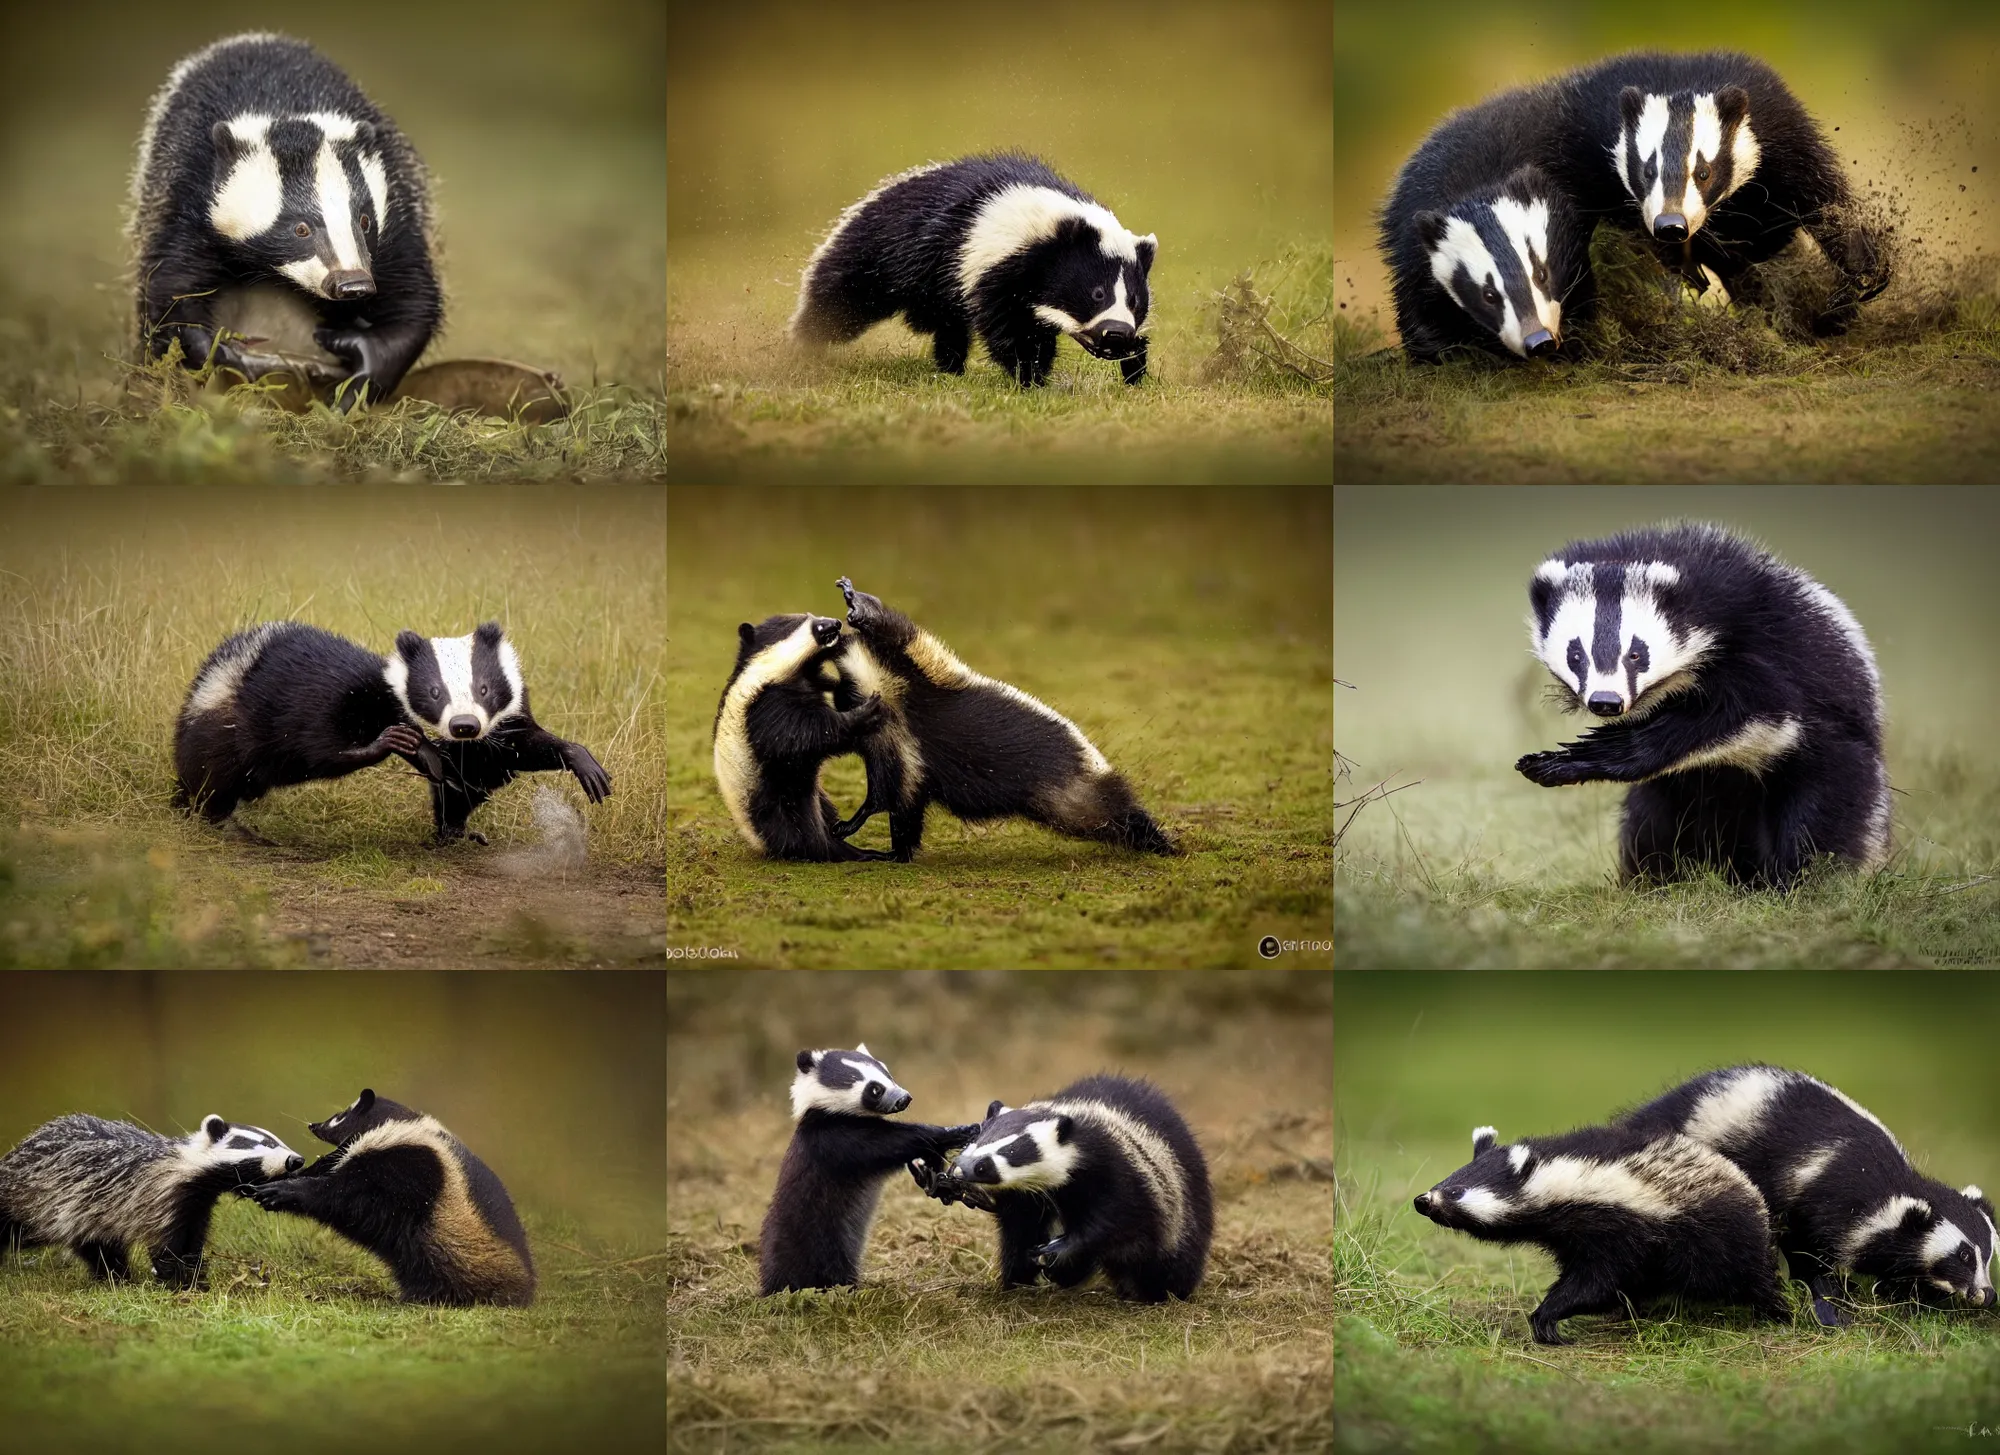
[73,1241,131,1281]
[931,318,971,374]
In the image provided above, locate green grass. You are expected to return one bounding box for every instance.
[1335,972,2000,1455]
[668,970,1333,1454]
[0,485,664,969]
[666,486,1333,969]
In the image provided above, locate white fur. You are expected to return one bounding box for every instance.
[1426,216,1524,355]
[210,126,284,243]
[957,184,1148,300]
[183,622,287,719]
[315,134,364,272]
[1786,1144,1842,1197]
[1844,1194,1930,1262]
[837,639,926,806]
[1523,1156,1677,1217]
[1471,1125,1498,1153]
[1488,195,1562,345]
[128,33,285,237]
[1620,92,1673,222]
[787,1048,906,1121]
[1507,1143,1531,1176]
[1038,1095,1191,1247]
[959,1116,1084,1196]
[360,154,390,237]
[1529,561,1718,714]
[712,618,825,854]
[1653,717,1804,779]
[1682,1066,1784,1147]
[1454,1187,1507,1221]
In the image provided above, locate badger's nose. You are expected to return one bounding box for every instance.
[1653,214,1688,243]
[1524,329,1556,357]
[1413,1193,1430,1212]
[284,1154,304,1174]
[885,1092,911,1114]
[448,715,482,739]
[326,269,376,300]
[1587,692,1624,717]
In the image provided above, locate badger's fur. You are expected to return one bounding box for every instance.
[825,578,1177,860]
[712,613,893,862]
[1620,1065,1996,1325]
[173,620,609,845]
[758,1046,979,1295]
[1547,51,1887,331]
[912,1073,1212,1303]
[1414,1122,1790,1344]
[0,1113,301,1287]
[129,32,443,407]
[791,154,1156,386]
[1380,83,1594,361]
[1516,523,1889,889]
[240,1089,534,1306]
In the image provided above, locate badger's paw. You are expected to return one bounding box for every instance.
[1030,1234,1081,1271]
[835,577,885,628]
[1515,750,1585,787]
[565,744,613,803]
[236,1180,300,1210]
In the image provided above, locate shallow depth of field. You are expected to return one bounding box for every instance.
[667,1,1331,484]
[667,486,1333,969]
[1336,971,2000,1455]
[1334,485,2000,970]
[668,969,1333,1454]
[0,485,664,969]
[0,971,665,1455]
[1333,0,2000,483]
[0,2,665,482]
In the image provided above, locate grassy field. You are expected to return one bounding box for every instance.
[0,971,666,1454]
[0,486,664,969]
[0,4,664,483]
[1335,972,2000,1455]
[666,3,1331,484]
[666,486,1333,969]
[1334,486,2000,969]
[668,970,1333,1454]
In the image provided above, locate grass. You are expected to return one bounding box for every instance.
[0,485,664,969]
[666,486,1333,969]
[667,970,1334,1454]
[1335,971,2000,1455]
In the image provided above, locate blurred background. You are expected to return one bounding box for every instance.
[1335,0,1998,334]
[0,0,664,392]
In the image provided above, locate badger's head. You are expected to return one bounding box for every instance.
[308,1088,421,1146]
[950,1100,1080,1192]
[790,1045,912,1121]
[958,184,1157,364]
[1854,1187,1998,1311]
[1414,165,1574,359]
[1412,1125,1538,1230]
[207,112,388,302]
[387,622,526,741]
[1613,85,1761,244]
[180,1115,304,1183]
[1528,554,1714,720]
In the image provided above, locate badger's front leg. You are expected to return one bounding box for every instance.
[314,316,432,412]
[330,722,433,776]
[1516,706,1765,787]
[1119,338,1148,385]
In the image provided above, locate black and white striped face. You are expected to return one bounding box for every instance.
[1851,1188,1997,1308]
[184,1115,303,1181]
[1414,189,1565,359]
[1413,1126,1534,1228]
[208,111,388,301]
[388,622,525,741]
[1614,85,1761,244]
[957,185,1157,362]
[789,1045,913,1120]
[952,1104,1079,1191]
[1528,558,1714,719]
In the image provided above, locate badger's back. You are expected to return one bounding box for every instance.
[0,1115,180,1248]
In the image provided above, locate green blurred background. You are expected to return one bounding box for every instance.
[1335,0,1999,332]
[0,0,664,392]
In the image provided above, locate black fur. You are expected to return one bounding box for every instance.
[791,153,1154,386]
[240,1089,535,1307]
[1516,523,1889,889]
[1619,1066,1997,1325]
[758,1049,979,1294]
[1415,1123,1790,1344]
[1548,51,1887,333]
[912,1074,1213,1303]
[131,33,442,407]
[173,622,443,831]
[1380,83,1595,362]
[828,578,1177,860]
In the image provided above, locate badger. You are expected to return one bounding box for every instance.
[758,1046,980,1295]
[1546,51,1887,330]
[1414,1123,1790,1344]
[0,1113,301,1288]
[712,613,895,862]
[911,1073,1212,1303]
[1380,82,1594,361]
[239,1089,534,1306]
[129,33,443,407]
[1516,522,1890,889]
[173,620,609,846]
[790,154,1156,386]
[1619,1065,1996,1326]
[824,578,1177,860]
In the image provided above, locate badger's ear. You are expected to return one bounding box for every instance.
[1898,1202,1934,1235]
[1413,211,1448,252]
[202,1115,228,1141]
[986,1099,1006,1120]
[394,630,425,659]
[855,1041,872,1058]
[1620,84,1647,131]
[1967,1185,1994,1218]
[1053,1116,1075,1143]
[353,120,378,150]
[210,120,252,163]
[738,623,757,649]
[1715,85,1750,131]
[1134,234,1157,275]
[796,1050,818,1073]
[1472,1125,1498,1156]
[355,1089,376,1112]
[474,621,505,647]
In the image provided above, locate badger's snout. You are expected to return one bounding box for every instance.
[811,618,842,647]
[325,268,375,301]
[1524,329,1557,357]
[448,714,483,739]
[284,1153,304,1174]
[1083,321,1138,358]
[1653,213,1689,243]
[1587,692,1624,717]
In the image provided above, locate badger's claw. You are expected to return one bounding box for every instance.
[835,577,884,629]
[1516,749,1586,787]
[1031,1234,1078,1269]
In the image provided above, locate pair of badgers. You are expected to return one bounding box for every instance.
[1382,50,1888,361]
[0,1091,532,1307]
[713,578,1177,862]
[174,620,610,845]
[760,1046,1210,1304]
[1416,1065,1993,1344]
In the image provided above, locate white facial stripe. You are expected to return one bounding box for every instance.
[1845,1194,1930,1262]
[1455,1187,1506,1221]
[1653,716,1804,779]
[226,114,273,145]
[317,140,363,271]
[1922,1220,1970,1265]
[1034,304,1087,334]
[1507,1143,1531,1175]
[302,111,359,142]
[210,139,283,241]
[956,184,1141,299]
[360,154,389,236]
[1426,217,1525,355]
[1630,94,1671,218]
[1733,117,1762,200]
[1683,94,1725,229]
[1035,1096,1186,1241]
[280,258,330,293]
[1531,568,1716,714]
[1487,196,1561,336]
